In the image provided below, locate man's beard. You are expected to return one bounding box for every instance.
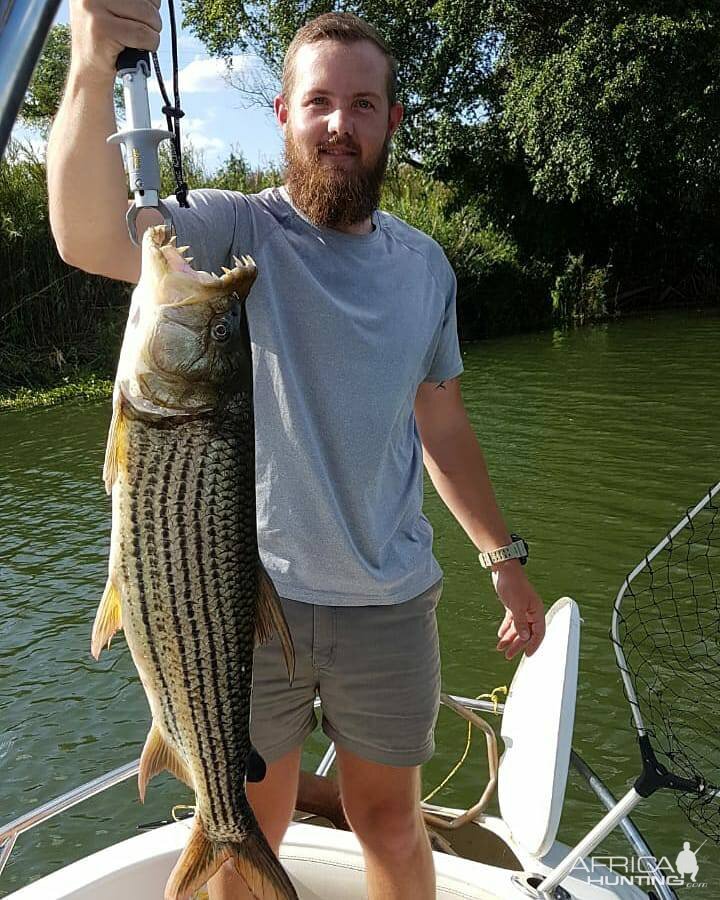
[284,127,390,229]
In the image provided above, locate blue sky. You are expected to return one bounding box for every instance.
[13,0,285,170]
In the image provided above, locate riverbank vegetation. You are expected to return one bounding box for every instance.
[2,3,719,396]
[0,374,112,411]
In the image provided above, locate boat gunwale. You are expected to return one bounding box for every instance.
[0,693,674,899]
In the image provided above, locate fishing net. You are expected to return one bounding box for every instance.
[611,483,720,843]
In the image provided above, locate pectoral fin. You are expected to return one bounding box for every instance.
[91,578,122,660]
[255,564,295,685]
[138,722,193,802]
[102,393,127,494]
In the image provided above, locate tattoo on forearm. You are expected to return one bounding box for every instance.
[435,381,447,391]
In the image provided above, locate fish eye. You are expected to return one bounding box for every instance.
[211,320,230,342]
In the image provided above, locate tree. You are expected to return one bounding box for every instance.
[177,1,720,314]
[181,2,720,210]
[494,2,720,211]
[19,25,72,133]
[19,24,125,135]
[180,0,497,170]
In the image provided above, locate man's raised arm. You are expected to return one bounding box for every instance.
[47,0,165,283]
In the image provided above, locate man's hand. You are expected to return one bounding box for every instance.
[69,0,162,82]
[492,563,545,660]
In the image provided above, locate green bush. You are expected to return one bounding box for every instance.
[159,143,283,196]
[383,167,552,338]
[207,149,284,193]
[551,253,613,326]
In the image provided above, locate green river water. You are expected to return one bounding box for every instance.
[1,310,719,897]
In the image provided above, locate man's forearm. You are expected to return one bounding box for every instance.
[46,66,130,273]
[423,424,513,554]
[417,382,545,657]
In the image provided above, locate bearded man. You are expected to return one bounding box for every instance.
[48,8,546,900]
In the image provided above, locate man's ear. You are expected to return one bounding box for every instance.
[387,102,404,140]
[274,94,289,132]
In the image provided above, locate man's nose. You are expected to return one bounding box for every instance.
[327,106,354,137]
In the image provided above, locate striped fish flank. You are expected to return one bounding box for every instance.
[91,226,297,900]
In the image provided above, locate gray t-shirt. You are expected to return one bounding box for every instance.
[164,185,463,605]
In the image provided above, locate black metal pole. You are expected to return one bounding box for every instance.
[0,0,62,158]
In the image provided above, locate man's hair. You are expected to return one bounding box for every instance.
[282,12,399,107]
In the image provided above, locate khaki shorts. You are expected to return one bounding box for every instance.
[250,579,443,767]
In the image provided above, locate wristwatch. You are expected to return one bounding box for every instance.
[478,533,529,568]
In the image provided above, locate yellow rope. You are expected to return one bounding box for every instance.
[171,803,196,822]
[421,686,507,804]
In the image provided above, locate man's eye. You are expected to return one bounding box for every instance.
[356,99,373,109]
[311,97,327,105]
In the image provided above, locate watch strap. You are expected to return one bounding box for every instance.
[478,534,528,568]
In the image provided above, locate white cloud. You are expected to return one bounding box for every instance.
[184,132,225,153]
[176,32,208,55]
[150,55,253,95]
[151,116,208,133]
[147,113,224,165]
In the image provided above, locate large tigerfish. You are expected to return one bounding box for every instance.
[91,225,297,900]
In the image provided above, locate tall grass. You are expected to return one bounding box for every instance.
[0,141,130,390]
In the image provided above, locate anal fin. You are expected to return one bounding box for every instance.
[139,721,193,802]
[255,564,295,685]
[91,578,122,660]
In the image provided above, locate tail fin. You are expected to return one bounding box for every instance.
[164,817,297,900]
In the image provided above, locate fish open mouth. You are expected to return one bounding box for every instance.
[146,224,256,295]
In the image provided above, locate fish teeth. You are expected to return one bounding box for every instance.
[168,235,177,245]
[232,255,256,269]
[176,245,190,254]
[221,266,232,275]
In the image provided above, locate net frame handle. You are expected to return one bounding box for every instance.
[538,787,645,894]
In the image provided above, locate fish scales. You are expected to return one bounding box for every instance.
[92,226,297,900]
[121,411,255,835]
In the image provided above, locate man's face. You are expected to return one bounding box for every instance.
[274,39,403,229]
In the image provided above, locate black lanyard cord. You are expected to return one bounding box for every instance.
[151,0,189,208]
